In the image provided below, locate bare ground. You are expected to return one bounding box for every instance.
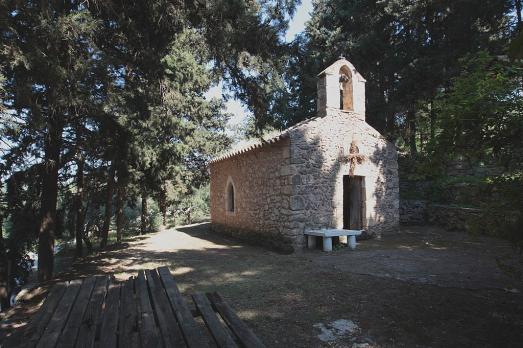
[2,224,523,347]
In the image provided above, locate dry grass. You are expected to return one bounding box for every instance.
[2,223,523,347]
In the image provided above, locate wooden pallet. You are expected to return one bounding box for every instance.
[3,267,265,348]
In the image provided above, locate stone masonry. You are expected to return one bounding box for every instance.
[210,138,295,252]
[210,58,399,252]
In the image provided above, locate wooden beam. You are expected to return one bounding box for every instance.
[75,276,109,348]
[56,276,97,348]
[98,282,121,347]
[192,293,238,348]
[135,270,161,348]
[157,267,209,348]
[8,282,67,348]
[36,280,82,348]
[118,277,139,348]
[207,292,265,348]
[145,269,186,347]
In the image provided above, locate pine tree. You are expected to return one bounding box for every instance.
[1,2,104,280]
[1,0,298,281]
[277,0,513,149]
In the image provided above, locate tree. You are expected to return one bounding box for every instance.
[434,52,523,169]
[0,180,8,310]
[432,52,523,248]
[1,2,103,280]
[277,0,513,152]
[1,0,298,282]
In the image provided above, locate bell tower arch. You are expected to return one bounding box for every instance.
[317,57,366,120]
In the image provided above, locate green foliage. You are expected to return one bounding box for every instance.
[274,0,515,148]
[468,174,523,251]
[509,30,523,59]
[2,168,40,284]
[433,52,523,169]
[123,199,162,235]
[174,185,211,225]
[408,50,523,246]
[0,68,5,113]
[0,0,298,282]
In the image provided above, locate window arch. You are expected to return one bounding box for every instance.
[339,66,353,111]
[225,178,235,213]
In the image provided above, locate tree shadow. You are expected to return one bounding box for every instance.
[175,222,245,248]
[4,221,523,347]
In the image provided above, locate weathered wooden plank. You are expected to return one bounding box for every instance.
[118,277,139,348]
[36,280,83,348]
[6,282,67,348]
[135,271,161,348]
[192,293,238,348]
[98,282,121,348]
[75,276,109,348]
[207,292,265,348]
[157,267,209,348]
[145,269,186,347]
[56,276,97,348]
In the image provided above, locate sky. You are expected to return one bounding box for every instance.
[285,0,314,42]
[205,0,313,137]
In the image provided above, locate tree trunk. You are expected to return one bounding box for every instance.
[100,162,115,249]
[79,191,93,254]
[407,109,417,157]
[159,186,167,226]
[516,0,522,28]
[429,101,436,143]
[83,234,93,253]
[0,215,9,310]
[115,179,126,243]
[38,118,62,282]
[74,156,85,257]
[141,190,148,235]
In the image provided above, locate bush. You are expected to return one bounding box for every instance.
[468,173,523,251]
[123,198,162,235]
[174,185,210,225]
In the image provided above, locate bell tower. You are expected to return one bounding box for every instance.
[317,57,366,120]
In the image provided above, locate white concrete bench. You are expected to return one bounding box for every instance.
[305,229,363,252]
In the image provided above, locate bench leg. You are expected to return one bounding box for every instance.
[307,235,316,249]
[323,237,332,252]
[348,235,357,250]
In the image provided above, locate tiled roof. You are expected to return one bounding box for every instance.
[210,116,320,163]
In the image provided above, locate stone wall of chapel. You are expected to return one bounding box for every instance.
[209,138,295,252]
[210,110,400,251]
[288,110,399,247]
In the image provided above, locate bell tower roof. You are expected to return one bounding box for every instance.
[317,57,366,82]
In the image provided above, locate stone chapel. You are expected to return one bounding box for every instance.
[209,58,399,252]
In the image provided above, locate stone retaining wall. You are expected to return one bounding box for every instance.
[400,199,483,232]
[427,204,482,231]
[400,199,427,225]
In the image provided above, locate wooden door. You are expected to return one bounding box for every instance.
[343,175,364,229]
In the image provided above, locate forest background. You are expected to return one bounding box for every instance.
[0,0,522,310]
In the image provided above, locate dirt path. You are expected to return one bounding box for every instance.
[3,224,523,347]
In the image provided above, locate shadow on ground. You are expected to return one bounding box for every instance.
[2,223,523,347]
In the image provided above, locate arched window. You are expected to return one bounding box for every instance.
[339,66,353,111]
[226,179,235,213]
